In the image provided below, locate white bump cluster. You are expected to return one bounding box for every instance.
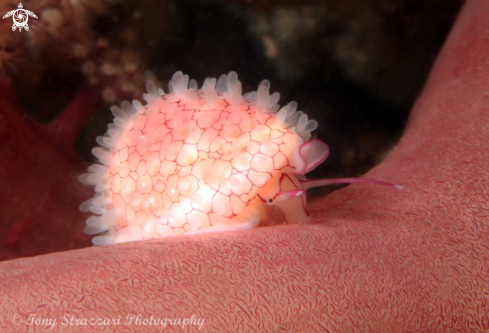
[80,71,319,245]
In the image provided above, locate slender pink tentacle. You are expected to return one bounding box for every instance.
[300,178,404,190]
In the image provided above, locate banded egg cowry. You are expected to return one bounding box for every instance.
[79,71,403,245]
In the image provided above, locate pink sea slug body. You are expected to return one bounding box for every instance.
[79,71,402,245]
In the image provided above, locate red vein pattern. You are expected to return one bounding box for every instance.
[96,90,302,244]
[1,0,489,331]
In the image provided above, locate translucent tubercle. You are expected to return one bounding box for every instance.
[146,80,158,97]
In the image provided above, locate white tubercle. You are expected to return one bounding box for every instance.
[216,74,227,93]
[170,72,199,102]
[86,215,105,227]
[79,198,94,212]
[84,225,109,235]
[146,80,159,97]
[91,147,111,165]
[287,101,298,114]
[202,77,217,89]
[181,73,190,93]
[143,80,160,102]
[106,128,120,140]
[94,183,108,192]
[259,79,270,89]
[189,79,198,90]
[92,232,114,246]
[121,101,137,117]
[296,114,308,133]
[142,94,151,103]
[227,72,242,109]
[230,82,242,105]
[270,104,280,112]
[304,119,318,132]
[226,72,239,94]
[113,117,127,130]
[96,136,111,148]
[276,107,288,124]
[78,174,91,185]
[132,100,143,111]
[90,205,105,215]
[256,80,271,112]
[92,147,110,159]
[93,195,110,206]
[169,71,189,95]
[85,172,105,185]
[88,164,106,173]
[276,102,296,124]
[102,136,116,148]
[83,208,121,235]
[268,92,280,109]
[286,110,304,127]
[110,106,128,120]
[185,88,199,102]
[203,80,218,106]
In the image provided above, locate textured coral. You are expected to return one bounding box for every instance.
[1,0,489,331]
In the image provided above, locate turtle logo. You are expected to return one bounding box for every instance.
[2,3,38,32]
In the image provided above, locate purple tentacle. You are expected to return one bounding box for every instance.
[300,178,404,190]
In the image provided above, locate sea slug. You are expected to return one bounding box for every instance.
[79,71,402,245]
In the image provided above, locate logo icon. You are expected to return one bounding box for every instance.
[2,3,38,32]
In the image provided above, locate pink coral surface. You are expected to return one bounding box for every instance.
[1,0,489,331]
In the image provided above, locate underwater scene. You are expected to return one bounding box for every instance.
[3,0,489,331]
